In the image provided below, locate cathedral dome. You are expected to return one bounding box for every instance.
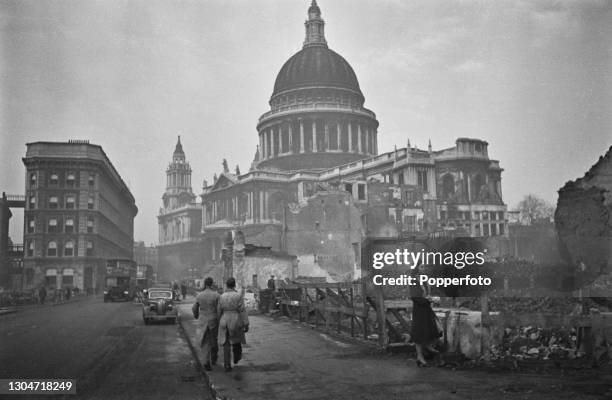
[272,46,362,98]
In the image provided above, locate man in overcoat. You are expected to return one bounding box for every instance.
[193,277,220,370]
[217,277,249,372]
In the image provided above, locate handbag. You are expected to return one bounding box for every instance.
[192,302,199,319]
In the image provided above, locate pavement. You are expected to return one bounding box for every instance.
[178,298,612,400]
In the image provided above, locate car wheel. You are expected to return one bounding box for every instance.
[144,318,149,325]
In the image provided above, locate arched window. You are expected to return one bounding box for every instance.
[47,241,58,257]
[27,240,35,257]
[88,197,94,210]
[50,174,59,185]
[66,173,76,187]
[48,218,58,233]
[65,218,74,233]
[66,195,75,209]
[49,196,58,209]
[64,241,74,256]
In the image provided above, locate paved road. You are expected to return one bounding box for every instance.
[179,301,612,400]
[0,296,213,400]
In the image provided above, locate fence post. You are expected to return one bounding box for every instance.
[350,287,355,338]
[375,287,388,350]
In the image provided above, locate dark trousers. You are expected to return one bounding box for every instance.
[201,327,218,366]
[222,332,242,367]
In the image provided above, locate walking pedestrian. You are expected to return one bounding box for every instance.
[217,277,249,372]
[181,282,187,300]
[410,267,442,367]
[38,286,46,305]
[193,277,220,370]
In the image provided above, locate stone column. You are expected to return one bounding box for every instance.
[299,119,305,153]
[263,131,268,159]
[324,122,329,151]
[259,134,264,159]
[271,128,276,157]
[357,124,362,154]
[348,122,353,152]
[259,191,264,222]
[288,121,293,153]
[337,122,341,151]
[312,119,318,152]
[279,125,283,154]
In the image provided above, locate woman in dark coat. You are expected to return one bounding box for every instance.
[411,268,442,366]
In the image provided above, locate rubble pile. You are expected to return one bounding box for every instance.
[491,325,580,361]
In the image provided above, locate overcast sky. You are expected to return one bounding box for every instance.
[1,0,611,244]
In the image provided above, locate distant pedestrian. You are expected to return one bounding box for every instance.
[65,287,71,301]
[181,283,187,300]
[218,277,249,372]
[38,286,47,304]
[193,277,220,371]
[267,275,275,291]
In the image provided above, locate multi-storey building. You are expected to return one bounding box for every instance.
[22,140,137,293]
[158,1,508,283]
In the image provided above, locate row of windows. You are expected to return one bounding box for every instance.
[26,240,94,257]
[27,216,94,234]
[30,172,95,188]
[440,210,505,221]
[28,195,94,210]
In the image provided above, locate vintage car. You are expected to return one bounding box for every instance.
[142,287,179,324]
[104,286,131,302]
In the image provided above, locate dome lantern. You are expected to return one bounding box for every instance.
[304,0,327,48]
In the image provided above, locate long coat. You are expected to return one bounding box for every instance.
[410,284,442,345]
[194,289,220,346]
[217,289,249,345]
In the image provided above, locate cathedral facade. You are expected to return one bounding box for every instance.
[158,1,507,283]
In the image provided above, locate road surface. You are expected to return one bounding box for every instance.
[0,296,213,400]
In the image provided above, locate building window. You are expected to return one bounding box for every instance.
[498,211,504,221]
[442,174,455,200]
[499,223,505,236]
[417,170,428,192]
[27,217,36,233]
[483,224,490,236]
[49,196,58,209]
[344,183,352,194]
[65,218,74,233]
[65,195,75,209]
[398,172,405,185]
[440,210,447,220]
[48,218,58,233]
[62,269,74,285]
[27,241,34,257]
[66,173,76,187]
[30,173,37,188]
[29,195,36,209]
[47,241,58,257]
[482,211,489,220]
[64,241,74,256]
[473,211,480,220]
[50,174,59,186]
[491,223,498,236]
[87,216,94,233]
[357,184,366,201]
[86,241,94,256]
[88,174,95,187]
[88,197,94,210]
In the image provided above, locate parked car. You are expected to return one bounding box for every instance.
[142,287,179,324]
[104,286,131,302]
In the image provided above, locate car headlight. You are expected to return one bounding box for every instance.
[124,291,129,295]
[103,291,108,295]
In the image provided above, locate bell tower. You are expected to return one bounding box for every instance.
[162,136,195,210]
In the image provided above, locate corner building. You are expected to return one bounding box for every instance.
[163,2,508,283]
[22,141,137,293]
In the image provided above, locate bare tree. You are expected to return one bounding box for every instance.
[515,194,555,225]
